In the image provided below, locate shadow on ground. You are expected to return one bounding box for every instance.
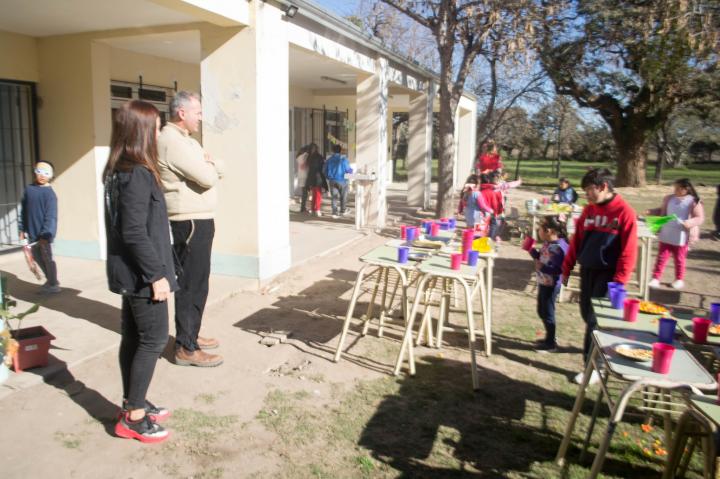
[27,357,118,436]
[0,271,121,334]
[358,356,662,478]
[233,268,399,373]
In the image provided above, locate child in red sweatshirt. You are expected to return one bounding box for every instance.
[562,168,638,385]
[480,172,504,240]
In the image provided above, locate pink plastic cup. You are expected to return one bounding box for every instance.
[623,298,641,323]
[542,197,549,205]
[652,342,675,374]
[693,317,712,344]
[400,225,407,240]
[430,222,440,236]
[450,253,462,270]
[521,236,535,252]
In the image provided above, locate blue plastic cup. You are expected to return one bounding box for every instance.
[610,287,627,309]
[439,221,450,230]
[406,227,417,242]
[606,281,622,299]
[467,250,479,266]
[448,218,457,229]
[398,246,409,264]
[658,317,677,344]
[711,303,720,324]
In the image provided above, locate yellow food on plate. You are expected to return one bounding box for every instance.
[615,345,653,361]
[639,301,669,315]
[411,239,444,249]
[709,324,720,336]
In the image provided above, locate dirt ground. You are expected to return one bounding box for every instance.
[1,184,719,478]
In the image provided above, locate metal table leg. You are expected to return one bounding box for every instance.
[334,265,371,362]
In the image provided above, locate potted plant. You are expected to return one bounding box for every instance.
[1,276,48,375]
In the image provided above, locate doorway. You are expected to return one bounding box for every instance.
[0,80,38,248]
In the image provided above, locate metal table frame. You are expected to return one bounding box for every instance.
[394,254,488,390]
[556,329,717,478]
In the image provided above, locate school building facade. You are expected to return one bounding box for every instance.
[0,0,477,281]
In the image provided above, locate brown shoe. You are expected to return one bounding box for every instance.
[174,347,223,367]
[197,336,219,350]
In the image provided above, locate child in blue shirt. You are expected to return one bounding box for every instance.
[19,161,60,293]
[553,177,578,204]
[527,216,568,352]
[323,144,353,218]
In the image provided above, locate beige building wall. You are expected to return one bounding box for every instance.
[0,30,39,82]
[109,47,200,92]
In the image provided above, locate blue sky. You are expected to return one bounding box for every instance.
[311,0,359,17]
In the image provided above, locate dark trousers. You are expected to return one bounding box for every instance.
[537,283,560,345]
[171,219,214,351]
[32,240,58,286]
[119,295,169,410]
[329,180,348,215]
[300,187,309,212]
[579,267,616,364]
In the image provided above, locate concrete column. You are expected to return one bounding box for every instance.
[455,97,477,188]
[37,35,104,259]
[200,2,290,279]
[407,82,434,208]
[355,58,389,229]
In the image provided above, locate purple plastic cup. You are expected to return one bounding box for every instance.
[406,227,417,242]
[711,303,720,324]
[467,250,479,266]
[439,221,450,231]
[398,246,409,264]
[658,317,677,344]
[610,287,627,309]
[448,218,457,229]
[606,282,622,299]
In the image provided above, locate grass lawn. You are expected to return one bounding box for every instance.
[510,159,720,188]
[392,157,720,188]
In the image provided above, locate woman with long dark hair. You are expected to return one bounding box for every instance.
[104,100,177,443]
[304,143,327,216]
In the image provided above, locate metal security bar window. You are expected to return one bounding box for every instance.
[110,79,173,124]
[0,80,38,248]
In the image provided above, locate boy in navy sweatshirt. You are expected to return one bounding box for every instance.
[19,161,60,293]
[562,168,637,384]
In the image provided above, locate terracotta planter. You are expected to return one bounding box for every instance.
[11,326,55,372]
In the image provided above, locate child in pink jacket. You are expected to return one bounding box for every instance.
[647,178,705,290]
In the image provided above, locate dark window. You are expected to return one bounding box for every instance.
[139,89,166,102]
[111,85,132,99]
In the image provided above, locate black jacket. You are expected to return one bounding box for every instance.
[304,153,327,189]
[105,165,178,297]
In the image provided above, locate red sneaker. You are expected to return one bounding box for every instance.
[115,413,170,444]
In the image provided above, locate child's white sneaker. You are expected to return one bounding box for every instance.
[648,278,661,288]
[671,279,684,290]
[573,370,600,385]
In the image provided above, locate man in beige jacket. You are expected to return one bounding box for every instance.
[158,91,224,367]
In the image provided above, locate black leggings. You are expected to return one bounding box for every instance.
[579,267,616,364]
[119,295,169,410]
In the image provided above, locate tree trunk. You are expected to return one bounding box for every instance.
[436,89,457,217]
[653,137,664,185]
[614,132,647,187]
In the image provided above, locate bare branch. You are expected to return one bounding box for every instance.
[379,0,431,29]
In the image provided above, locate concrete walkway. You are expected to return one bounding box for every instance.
[0,214,366,398]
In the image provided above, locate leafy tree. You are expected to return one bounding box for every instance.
[379,0,538,216]
[539,0,719,186]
